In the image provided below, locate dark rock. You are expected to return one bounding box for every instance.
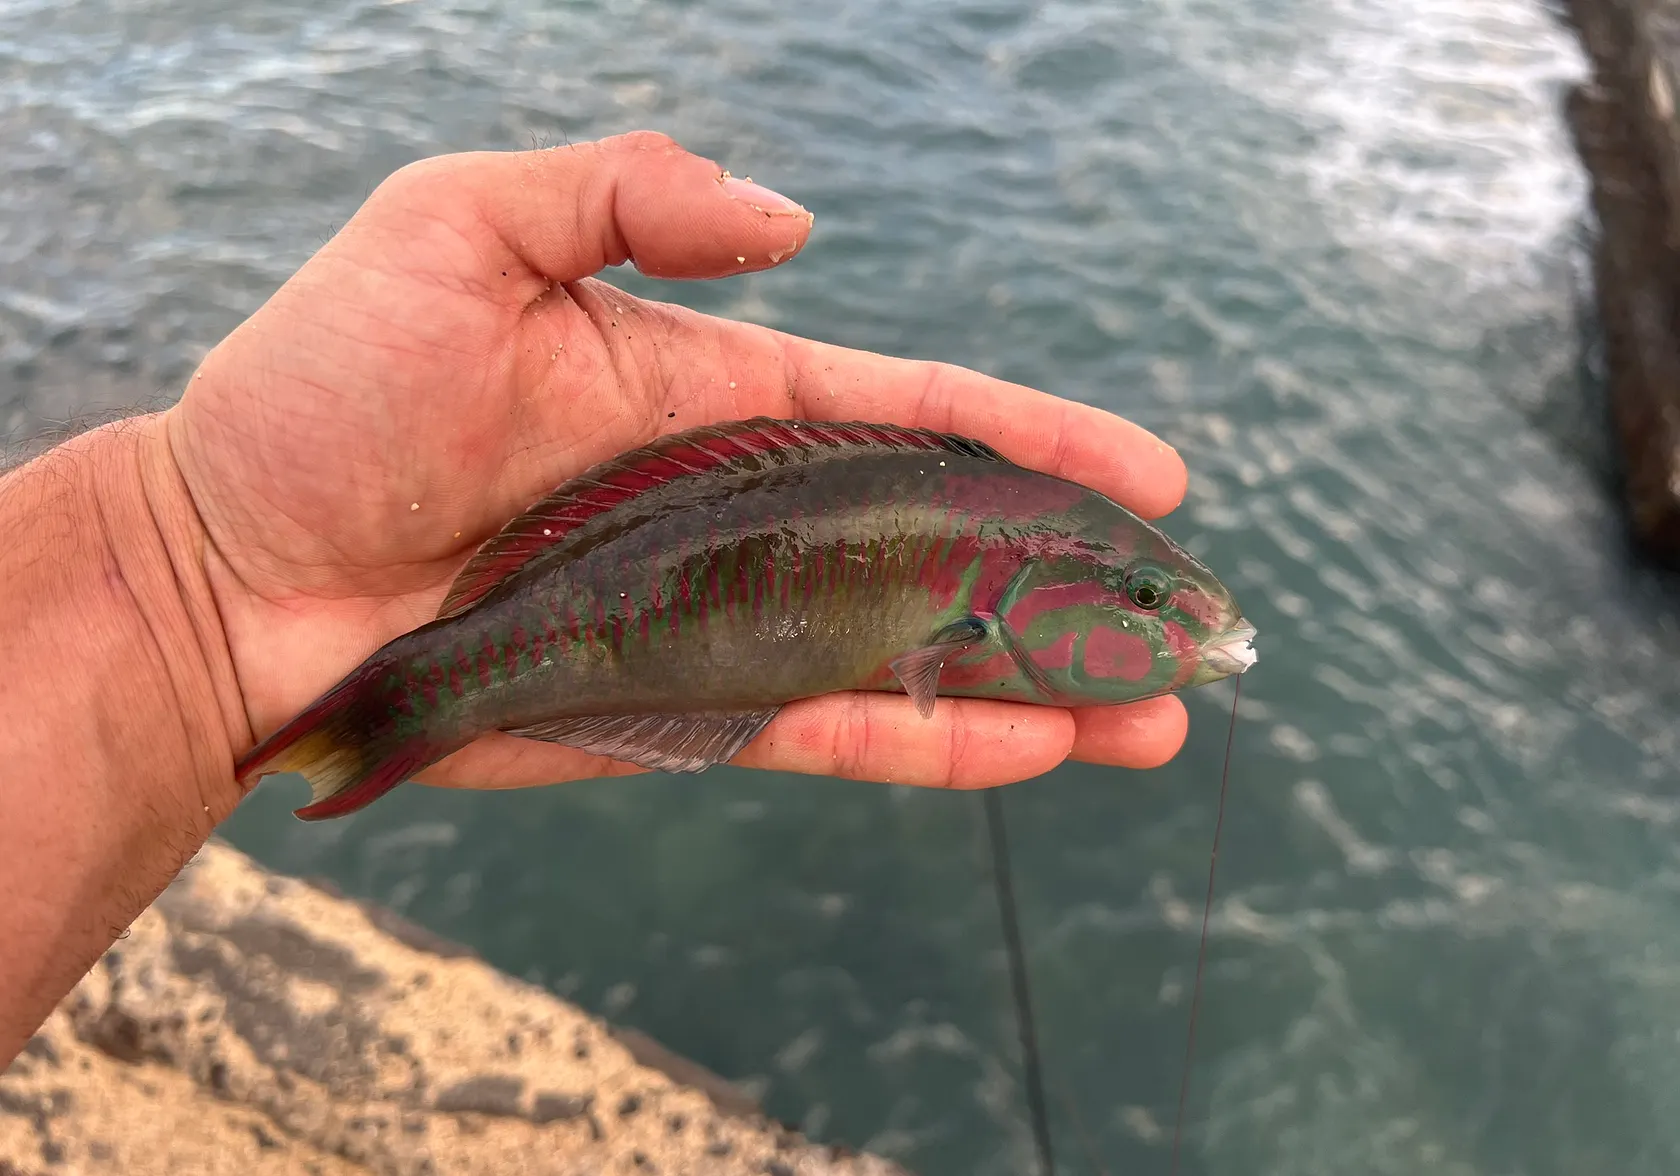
[218,916,384,994]
[81,1011,144,1065]
[1560,0,1680,559]
[19,1039,58,1068]
[530,1092,591,1124]
[432,1075,525,1118]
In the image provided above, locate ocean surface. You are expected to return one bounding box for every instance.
[8,0,1680,1172]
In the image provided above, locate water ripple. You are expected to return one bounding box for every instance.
[9,0,1678,1172]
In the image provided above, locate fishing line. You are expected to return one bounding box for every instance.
[1052,1068,1112,1176]
[986,678,1245,1176]
[984,787,1056,1175]
[1169,676,1242,1175]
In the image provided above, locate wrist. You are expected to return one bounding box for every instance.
[0,413,247,1063]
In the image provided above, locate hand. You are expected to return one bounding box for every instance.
[169,130,1191,795]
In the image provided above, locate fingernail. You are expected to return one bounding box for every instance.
[719,173,807,215]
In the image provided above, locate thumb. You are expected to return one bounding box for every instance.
[360,130,814,283]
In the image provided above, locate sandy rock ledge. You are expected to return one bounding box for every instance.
[0,841,910,1176]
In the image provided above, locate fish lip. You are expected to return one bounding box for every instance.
[1202,618,1258,675]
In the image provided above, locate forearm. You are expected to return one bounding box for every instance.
[0,415,248,1065]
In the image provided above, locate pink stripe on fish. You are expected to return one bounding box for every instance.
[1082,627,1153,682]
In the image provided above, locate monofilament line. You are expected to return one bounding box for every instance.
[1169,675,1242,1175]
[984,787,1055,1175]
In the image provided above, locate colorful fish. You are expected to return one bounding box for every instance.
[235,418,1257,819]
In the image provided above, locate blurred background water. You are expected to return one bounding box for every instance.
[9,0,1680,1172]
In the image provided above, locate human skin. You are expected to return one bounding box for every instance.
[0,131,1190,1066]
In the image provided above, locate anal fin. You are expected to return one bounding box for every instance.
[505,708,781,774]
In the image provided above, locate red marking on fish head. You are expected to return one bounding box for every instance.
[1006,578,1108,626]
[1167,585,1225,628]
[1163,620,1200,688]
[1081,627,1154,682]
[1163,620,1197,659]
[1035,631,1077,673]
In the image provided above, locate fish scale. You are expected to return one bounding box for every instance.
[235,417,1257,819]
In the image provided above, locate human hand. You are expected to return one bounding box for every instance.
[167,130,1191,795]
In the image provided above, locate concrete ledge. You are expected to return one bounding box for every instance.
[0,841,910,1176]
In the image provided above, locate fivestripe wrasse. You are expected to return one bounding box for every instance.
[235,417,1257,819]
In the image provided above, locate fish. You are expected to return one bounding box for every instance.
[234,417,1257,820]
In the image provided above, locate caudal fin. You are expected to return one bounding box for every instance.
[234,666,453,821]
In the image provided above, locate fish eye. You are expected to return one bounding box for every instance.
[1123,564,1171,612]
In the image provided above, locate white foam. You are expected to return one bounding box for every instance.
[1300,0,1587,286]
[1169,0,1590,293]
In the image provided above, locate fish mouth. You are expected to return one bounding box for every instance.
[1202,618,1258,676]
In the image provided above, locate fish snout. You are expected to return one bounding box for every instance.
[1201,618,1257,676]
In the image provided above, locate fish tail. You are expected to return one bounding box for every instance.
[234,664,457,821]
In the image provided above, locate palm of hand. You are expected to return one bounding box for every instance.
[167,133,1191,795]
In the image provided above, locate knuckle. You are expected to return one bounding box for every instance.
[914,363,957,432]
[939,712,968,790]
[829,694,873,780]
[379,154,458,201]
[609,129,682,155]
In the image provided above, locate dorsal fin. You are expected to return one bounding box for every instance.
[435,417,1007,619]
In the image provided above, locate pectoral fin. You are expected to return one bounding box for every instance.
[506,708,780,773]
[889,617,991,719]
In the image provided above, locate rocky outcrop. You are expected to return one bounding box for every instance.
[0,841,909,1176]
[1561,0,1680,561]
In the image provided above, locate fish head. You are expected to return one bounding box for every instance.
[999,519,1256,703]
